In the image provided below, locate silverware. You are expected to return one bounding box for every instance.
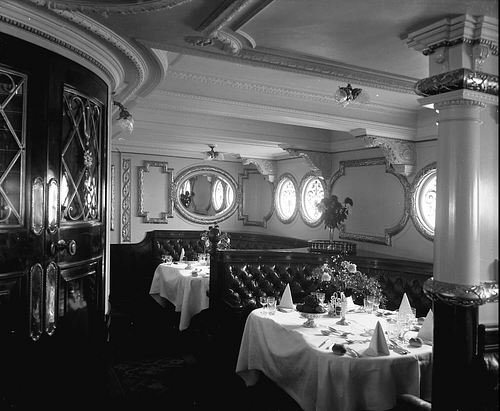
[345,347,361,358]
[318,338,330,348]
[389,339,410,354]
[325,341,334,350]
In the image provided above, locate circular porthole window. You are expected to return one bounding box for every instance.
[299,174,325,227]
[411,163,436,241]
[275,173,298,224]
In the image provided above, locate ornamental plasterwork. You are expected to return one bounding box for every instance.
[360,134,417,177]
[284,148,333,181]
[144,41,415,94]
[165,70,415,117]
[241,158,277,182]
[415,68,498,97]
[28,0,193,16]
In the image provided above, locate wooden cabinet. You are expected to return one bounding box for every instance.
[0,33,108,407]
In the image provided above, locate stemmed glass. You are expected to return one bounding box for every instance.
[259,296,268,314]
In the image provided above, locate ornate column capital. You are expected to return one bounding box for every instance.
[350,129,416,177]
[240,158,277,182]
[424,277,498,307]
[283,148,332,180]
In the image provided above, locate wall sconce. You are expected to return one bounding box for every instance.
[113,101,134,133]
[333,84,370,107]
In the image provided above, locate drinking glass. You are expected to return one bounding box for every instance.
[364,296,374,314]
[267,296,277,315]
[259,296,268,314]
[316,292,326,305]
[372,296,380,313]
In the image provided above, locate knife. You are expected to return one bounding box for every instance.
[318,338,330,348]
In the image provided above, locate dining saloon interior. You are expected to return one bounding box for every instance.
[0,1,498,410]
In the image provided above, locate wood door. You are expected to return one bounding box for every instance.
[0,32,108,406]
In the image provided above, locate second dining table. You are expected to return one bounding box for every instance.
[236,307,432,411]
[149,262,210,331]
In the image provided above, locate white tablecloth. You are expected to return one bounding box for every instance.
[236,309,432,411]
[149,263,210,331]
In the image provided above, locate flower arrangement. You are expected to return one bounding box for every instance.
[200,225,231,252]
[309,252,386,306]
[316,195,353,231]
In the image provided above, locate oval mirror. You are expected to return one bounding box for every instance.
[174,165,239,224]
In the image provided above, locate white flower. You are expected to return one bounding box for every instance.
[321,272,332,282]
[346,263,357,273]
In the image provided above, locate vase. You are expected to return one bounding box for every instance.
[329,227,335,241]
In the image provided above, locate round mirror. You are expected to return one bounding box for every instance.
[174,165,239,224]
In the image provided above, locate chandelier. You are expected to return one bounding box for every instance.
[113,101,134,133]
[333,84,370,107]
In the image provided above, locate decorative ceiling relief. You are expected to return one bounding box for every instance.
[241,158,277,182]
[283,148,333,181]
[350,129,416,177]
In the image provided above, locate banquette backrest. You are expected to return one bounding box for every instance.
[209,249,434,331]
[109,230,309,315]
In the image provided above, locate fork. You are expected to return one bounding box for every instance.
[389,339,409,354]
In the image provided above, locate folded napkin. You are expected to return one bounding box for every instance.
[417,309,433,344]
[279,283,294,309]
[346,296,357,311]
[363,321,390,356]
[179,248,185,261]
[398,293,413,317]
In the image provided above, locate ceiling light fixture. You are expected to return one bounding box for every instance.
[113,101,134,133]
[203,145,224,161]
[333,84,370,107]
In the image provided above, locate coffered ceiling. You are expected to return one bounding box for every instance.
[11,0,499,160]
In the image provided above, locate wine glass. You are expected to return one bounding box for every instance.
[259,296,268,314]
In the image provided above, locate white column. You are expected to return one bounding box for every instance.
[433,98,485,285]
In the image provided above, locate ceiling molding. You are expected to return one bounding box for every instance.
[138,40,418,94]
[166,70,416,117]
[143,90,418,139]
[26,0,194,16]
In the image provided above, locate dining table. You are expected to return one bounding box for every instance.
[149,262,210,331]
[236,307,432,411]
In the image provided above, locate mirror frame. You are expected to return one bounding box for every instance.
[330,157,411,246]
[173,165,240,224]
[238,168,274,227]
[138,161,174,223]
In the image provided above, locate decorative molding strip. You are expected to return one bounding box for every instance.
[352,130,417,176]
[28,0,193,16]
[415,68,498,97]
[197,0,252,38]
[330,157,411,246]
[47,8,147,101]
[434,98,487,109]
[424,277,498,307]
[0,13,113,83]
[111,165,115,231]
[121,158,131,243]
[166,70,416,117]
[141,41,417,94]
[284,148,333,180]
[421,38,498,57]
[240,158,277,182]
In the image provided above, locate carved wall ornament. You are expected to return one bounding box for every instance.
[121,158,131,242]
[241,158,277,182]
[185,36,213,48]
[284,148,333,180]
[354,131,417,177]
[414,68,498,97]
[473,44,490,72]
[434,48,449,73]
